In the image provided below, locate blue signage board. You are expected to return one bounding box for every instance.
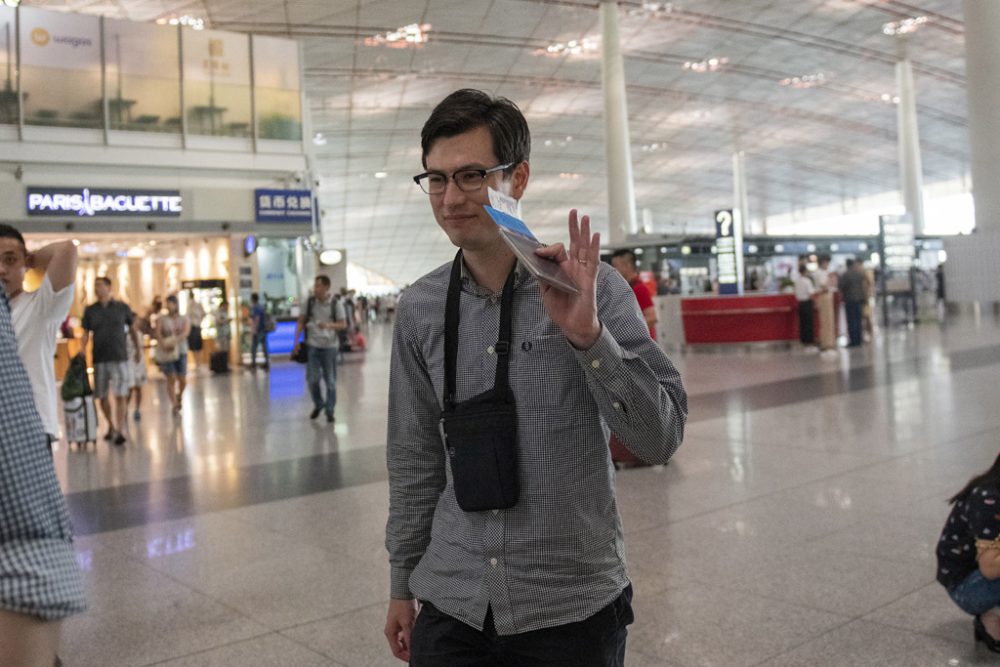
[255,189,314,223]
[27,187,182,218]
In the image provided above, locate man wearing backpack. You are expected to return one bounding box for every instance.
[292,276,346,422]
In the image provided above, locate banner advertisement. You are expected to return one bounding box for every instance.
[20,7,100,72]
[182,29,250,85]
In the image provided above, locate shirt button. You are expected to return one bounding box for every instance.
[490,297,498,304]
[490,557,498,567]
[591,359,601,369]
[613,401,622,410]
[487,346,494,354]
[492,509,499,515]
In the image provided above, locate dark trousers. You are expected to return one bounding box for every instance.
[797,300,815,345]
[250,332,269,366]
[845,300,863,347]
[410,586,633,667]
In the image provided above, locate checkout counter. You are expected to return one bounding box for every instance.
[655,292,840,346]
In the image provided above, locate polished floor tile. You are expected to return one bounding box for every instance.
[51,314,1000,665]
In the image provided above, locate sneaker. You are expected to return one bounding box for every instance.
[104,430,115,441]
[326,414,335,423]
[133,409,141,422]
[310,407,322,420]
[113,432,126,446]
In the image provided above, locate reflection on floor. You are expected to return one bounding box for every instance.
[58,315,1000,666]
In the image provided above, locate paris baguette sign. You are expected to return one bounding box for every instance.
[26,187,183,218]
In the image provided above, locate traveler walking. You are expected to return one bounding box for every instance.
[0,282,87,666]
[186,290,205,368]
[80,277,141,445]
[126,313,148,422]
[292,275,346,423]
[0,225,77,446]
[155,295,190,416]
[249,293,270,370]
[840,259,866,347]
[383,89,687,666]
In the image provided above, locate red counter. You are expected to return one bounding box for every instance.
[680,293,838,344]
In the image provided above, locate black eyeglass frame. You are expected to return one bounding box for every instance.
[412,162,515,195]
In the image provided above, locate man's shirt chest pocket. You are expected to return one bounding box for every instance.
[509,334,585,411]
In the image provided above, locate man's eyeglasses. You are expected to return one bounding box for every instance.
[412,163,514,195]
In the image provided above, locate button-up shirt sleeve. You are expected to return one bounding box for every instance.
[385,291,446,600]
[574,267,687,465]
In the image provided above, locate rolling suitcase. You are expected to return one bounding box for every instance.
[63,395,97,448]
[210,350,229,374]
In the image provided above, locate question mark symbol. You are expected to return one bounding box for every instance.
[717,210,733,237]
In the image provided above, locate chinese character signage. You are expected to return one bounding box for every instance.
[27,187,182,217]
[255,189,313,223]
[714,209,744,295]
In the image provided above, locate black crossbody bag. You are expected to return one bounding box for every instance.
[439,251,520,512]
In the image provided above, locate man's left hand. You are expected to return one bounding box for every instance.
[534,209,601,350]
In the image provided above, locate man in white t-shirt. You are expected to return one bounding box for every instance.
[0,225,77,445]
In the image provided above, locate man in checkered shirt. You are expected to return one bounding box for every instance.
[384,89,687,665]
[0,282,86,665]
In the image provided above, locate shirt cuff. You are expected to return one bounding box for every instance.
[573,323,625,380]
[390,566,415,600]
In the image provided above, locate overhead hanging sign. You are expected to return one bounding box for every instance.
[26,187,182,217]
[714,209,744,295]
[255,188,313,223]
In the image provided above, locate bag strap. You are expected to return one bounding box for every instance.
[444,250,517,409]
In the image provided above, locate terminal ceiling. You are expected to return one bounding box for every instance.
[40,0,967,285]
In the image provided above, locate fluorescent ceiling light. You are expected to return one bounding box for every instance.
[683,57,728,73]
[779,73,826,89]
[882,16,928,36]
[319,249,344,266]
[538,36,599,57]
[365,23,431,48]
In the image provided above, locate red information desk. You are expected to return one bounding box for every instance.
[680,293,838,344]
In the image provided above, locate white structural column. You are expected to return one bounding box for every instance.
[943,1,1000,303]
[600,0,638,245]
[732,151,750,235]
[963,1,1000,235]
[895,50,926,236]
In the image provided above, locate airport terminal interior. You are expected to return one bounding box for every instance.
[3,0,1000,665]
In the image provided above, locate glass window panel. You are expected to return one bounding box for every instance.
[0,6,15,125]
[183,29,251,137]
[253,36,301,141]
[104,18,181,133]
[20,7,102,129]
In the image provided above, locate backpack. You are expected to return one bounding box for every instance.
[263,312,276,333]
[61,355,93,401]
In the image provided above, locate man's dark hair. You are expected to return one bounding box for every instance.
[421,89,531,169]
[251,293,260,303]
[315,275,331,288]
[611,249,637,267]
[846,258,856,268]
[96,276,112,287]
[0,224,26,251]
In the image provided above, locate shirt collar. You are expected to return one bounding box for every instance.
[459,257,532,297]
